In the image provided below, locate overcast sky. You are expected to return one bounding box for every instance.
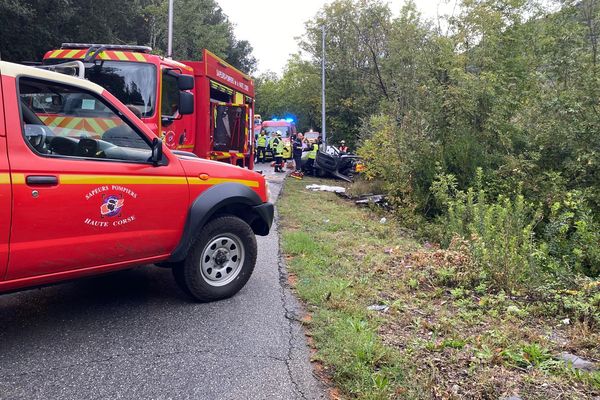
[217,0,456,75]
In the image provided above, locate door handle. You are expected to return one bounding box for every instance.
[26,175,58,186]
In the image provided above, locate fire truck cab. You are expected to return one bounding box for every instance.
[43,44,255,169]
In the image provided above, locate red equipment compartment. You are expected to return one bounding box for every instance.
[183,50,255,169]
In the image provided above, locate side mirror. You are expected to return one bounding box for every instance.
[166,69,194,90]
[151,137,164,166]
[179,92,194,115]
[177,74,194,90]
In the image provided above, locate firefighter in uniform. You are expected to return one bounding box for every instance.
[339,140,349,153]
[291,133,304,178]
[268,133,277,160]
[256,131,267,163]
[273,133,284,173]
[305,139,319,176]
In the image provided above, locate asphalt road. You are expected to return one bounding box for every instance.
[0,172,326,400]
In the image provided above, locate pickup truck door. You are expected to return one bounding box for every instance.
[4,74,189,280]
[0,72,11,279]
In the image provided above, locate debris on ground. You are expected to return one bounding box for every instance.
[355,194,386,205]
[380,217,387,224]
[559,352,598,371]
[367,304,390,312]
[305,184,346,193]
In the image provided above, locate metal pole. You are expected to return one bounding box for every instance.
[321,25,326,148]
[167,0,174,58]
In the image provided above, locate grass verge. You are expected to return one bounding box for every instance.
[278,176,599,399]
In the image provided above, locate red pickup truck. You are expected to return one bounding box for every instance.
[0,61,273,302]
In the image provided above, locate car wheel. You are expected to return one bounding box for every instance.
[173,215,257,302]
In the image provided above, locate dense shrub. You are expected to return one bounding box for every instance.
[429,169,599,295]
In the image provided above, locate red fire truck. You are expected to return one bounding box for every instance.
[42,44,256,168]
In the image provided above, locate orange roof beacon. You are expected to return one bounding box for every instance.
[43,44,257,169]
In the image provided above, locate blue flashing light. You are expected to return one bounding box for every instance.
[285,118,294,123]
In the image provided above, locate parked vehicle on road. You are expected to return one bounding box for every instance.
[42,44,256,168]
[303,130,320,143]
[261,118,296,160]
[0,61,273,302]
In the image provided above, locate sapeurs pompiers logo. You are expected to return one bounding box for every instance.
[84,185,137,228]
[100,194,124,217]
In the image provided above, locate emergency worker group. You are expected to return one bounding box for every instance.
[254,129,347,179]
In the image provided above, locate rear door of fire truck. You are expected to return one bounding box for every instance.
[0,67,11,279]
[210,101,249,166]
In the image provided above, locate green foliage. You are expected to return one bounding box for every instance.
[256,0,600,289]
[431,169,548,292]
[0,0,256,73]
[544,192,600,277]
[501,343,553,369]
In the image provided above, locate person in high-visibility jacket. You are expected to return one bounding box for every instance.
[272,133,285,173]
[305,140,319,176]
[256,131,267,163]
[268,134,278,160]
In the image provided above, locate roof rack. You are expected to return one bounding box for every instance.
[35,60,86,79]
[61,43,152,53]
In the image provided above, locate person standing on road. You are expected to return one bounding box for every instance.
[256,131,267,163]
[268,132,278,160]
[305,139,319,176]
[339,140,349,153]
[291,133,304,178]
[272,133,284,173]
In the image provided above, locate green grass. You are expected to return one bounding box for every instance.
[279,177,413,399]
[278,176,600,399]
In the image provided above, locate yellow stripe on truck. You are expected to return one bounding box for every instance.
[189,177,259,188]
[133,53,146,62]
[64,49,79,58]
[114,51,129,61]
[59,175,188,185]
[8,174,259,188]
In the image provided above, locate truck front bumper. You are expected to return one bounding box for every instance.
[252,202,275,236]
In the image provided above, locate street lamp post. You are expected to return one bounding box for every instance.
[167,0,174,58]
[321,25,326,149]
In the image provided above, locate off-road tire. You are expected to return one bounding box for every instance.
[173,215,257,302]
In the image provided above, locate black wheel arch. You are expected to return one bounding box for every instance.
[168,183,274,262]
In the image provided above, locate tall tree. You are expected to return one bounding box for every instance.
[0,0,256,73]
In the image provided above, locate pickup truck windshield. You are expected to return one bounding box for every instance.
[44,59,156,118]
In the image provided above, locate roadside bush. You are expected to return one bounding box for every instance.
[430,168,547,293]
[544,191,600,278]
[430,168,600,294]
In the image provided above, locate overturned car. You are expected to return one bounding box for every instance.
[302,145,364,182]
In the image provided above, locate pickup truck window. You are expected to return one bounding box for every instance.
[18,77,152,163]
